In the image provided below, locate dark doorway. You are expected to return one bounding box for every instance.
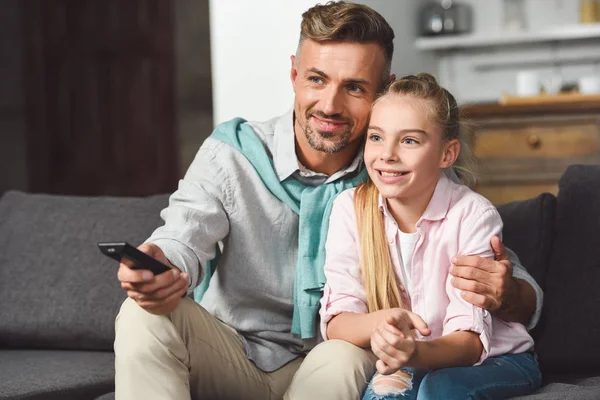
[21,0,179,196]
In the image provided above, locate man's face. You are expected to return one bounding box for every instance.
[290,39,387,155]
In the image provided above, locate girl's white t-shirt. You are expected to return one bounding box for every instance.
[397,230,418,294]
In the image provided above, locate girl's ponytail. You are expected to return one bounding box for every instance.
[354,180,403,312]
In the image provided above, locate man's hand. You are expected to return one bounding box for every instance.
[370,309,431,375]
[450,235,539,326]
[117,243,189,315]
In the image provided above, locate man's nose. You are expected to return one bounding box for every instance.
[320,86,344,116]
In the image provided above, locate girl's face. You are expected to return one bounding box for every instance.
[364,94,458,204]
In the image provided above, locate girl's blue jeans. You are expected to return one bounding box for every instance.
[362,352,542,400]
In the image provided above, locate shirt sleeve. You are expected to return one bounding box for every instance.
[145,138,231,290]
[319,190,368,340]
[443,206,503,365]
[505,246,544,330]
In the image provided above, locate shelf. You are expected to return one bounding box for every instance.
[415,23,600,51]
[499,93,600,105]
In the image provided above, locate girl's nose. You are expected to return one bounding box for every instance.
[380,145,397,162]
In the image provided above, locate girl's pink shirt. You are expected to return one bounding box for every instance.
[319,173,534,364]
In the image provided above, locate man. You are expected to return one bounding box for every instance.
[115,2,542,399]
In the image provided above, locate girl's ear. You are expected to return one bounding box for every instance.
[440,138,460,169]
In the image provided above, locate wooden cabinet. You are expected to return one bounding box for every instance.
[462,101,600,204]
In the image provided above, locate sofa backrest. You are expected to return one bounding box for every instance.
[534,164,600,374]
[496,192,557,293]
[0,191,169,351]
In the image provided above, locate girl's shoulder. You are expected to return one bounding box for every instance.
[447,180,499,220]
[329,187,359,230]
[334,187,358,207]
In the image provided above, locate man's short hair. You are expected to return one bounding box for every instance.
[298,1,394,84]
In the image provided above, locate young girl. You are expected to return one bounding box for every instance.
[319,74,541,400]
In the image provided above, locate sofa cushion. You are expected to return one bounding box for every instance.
[95,393,115,400]
[513,384,600,400]
[496,192,557,291]
[0,349,114,400]
[534,165,600,374]
[512,373,600,399]
[0,191,169,350]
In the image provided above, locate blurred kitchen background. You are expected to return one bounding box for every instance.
[1,0,599,204]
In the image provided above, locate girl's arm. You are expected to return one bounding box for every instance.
[410,331,483,369]
[327,310,389,348]
[330,308,432,349]
[319,191,372,342]
[440,205,504,364]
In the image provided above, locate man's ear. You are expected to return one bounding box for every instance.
[386,74,396,86]
[440,138,460,169]
[290,55,298,85]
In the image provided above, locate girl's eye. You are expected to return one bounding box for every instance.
[403,138,418,145]
[368,134,382,142]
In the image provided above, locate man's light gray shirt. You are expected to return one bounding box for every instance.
[146,109,543,372]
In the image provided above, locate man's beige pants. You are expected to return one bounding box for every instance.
[115,298,376,400]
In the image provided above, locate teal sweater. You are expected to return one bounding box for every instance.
[194,118,367,339]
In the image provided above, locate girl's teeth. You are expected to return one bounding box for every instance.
[381,171,401,177]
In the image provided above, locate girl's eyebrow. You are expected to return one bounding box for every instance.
[368,125,429,136]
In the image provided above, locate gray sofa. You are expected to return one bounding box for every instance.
[1,164,599,399]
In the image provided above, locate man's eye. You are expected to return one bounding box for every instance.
[348,84,364,93]
[310,76,324,84]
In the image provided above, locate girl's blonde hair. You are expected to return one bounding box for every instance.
[354,73,475,312]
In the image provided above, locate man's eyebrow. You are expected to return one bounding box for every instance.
[307,68,370,86]
[308,68,328,79]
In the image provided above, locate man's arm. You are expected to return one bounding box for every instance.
[504,246,543,330]
[145,139,232,289]
[450,236,542,328]
[117,139,232,314]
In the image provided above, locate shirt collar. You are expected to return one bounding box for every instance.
[272,109,297,182]
[378,172,454,226]
[272,109,364,183]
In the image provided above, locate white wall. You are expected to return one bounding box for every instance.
[209,0,434,125]
[209,0,317,125]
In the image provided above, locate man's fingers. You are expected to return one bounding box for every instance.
[138,285,188,310]
[490,236,508,262]
[118,264,154,284]
[126,290,141,301]
[137,274,189,302]
[450,264,492,283]
[451,276,494,295]
[451,255,496,271]
[460,290,497,310]
[131,268,183,294]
